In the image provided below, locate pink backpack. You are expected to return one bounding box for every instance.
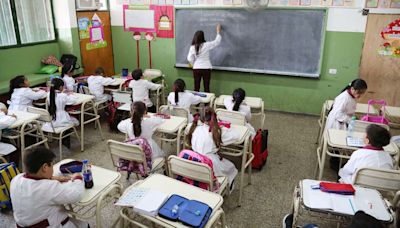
[117,137,152,178]
[177,150,220,192]
[361,100,389,125]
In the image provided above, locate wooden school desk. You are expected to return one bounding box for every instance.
[54,159,122,227]
[184,123,253,206]
[292,179,393,227]
[315,129,398,180]
[67,93,104,151]
[5,110,49,152]
[385,106,400,128]
[119,174,226,228]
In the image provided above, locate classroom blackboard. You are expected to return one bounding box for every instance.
[175,8,326,78]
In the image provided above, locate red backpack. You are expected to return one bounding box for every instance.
[252,129,269,170]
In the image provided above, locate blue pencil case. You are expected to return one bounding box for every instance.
[158,194,212,228]
[191,92,207,98]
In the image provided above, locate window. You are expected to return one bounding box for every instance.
[0,0,55,47]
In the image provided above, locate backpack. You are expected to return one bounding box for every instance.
[117,137,152,178]
[0,162,19,210]
[60,54,80,70]
[252,129,269,170]
[108,102,126,132]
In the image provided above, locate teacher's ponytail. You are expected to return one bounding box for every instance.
[191,30,206,55]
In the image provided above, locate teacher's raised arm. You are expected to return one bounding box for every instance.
[187,24,222,92]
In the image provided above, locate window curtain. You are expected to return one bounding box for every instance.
[0,0,17,46]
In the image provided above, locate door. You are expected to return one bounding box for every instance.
[77,11,115,76]
[359,14,400,106]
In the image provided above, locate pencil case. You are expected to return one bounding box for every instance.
[192,92,207,98]
[60,161,83,174]
[319,182,355,195]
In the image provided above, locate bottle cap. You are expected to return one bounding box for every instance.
[351,116,356,120]
[82,159,88,164]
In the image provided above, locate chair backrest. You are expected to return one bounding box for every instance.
[112,91,132,104]
[167,155,214,190]
[0,102,6,111]
[82,86,91,95]
[26,106,53,122]
[353,120,390,133]
[352,167,400,193]
[143,69,162,77]
[107,140,147,170]
[159,105,189,119]
[215,108,246,126]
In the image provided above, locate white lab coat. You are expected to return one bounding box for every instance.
[42,92,79,132]
[63,75,76,92]
[129,79,161,107]
[223,97,256,139]
[0,111,17,155]
[167,91,202,122]
[10,174,87,228]
[325,90,357,130]
[338,148,394,184]
[117,117,165,159]
[87,75,115,102]
[187,34,221,69]
[8,88,46,112]
[191,123,239,186]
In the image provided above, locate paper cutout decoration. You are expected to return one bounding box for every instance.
[133,32,142,68]
[78,17,90,39]
[377,18,400,57]
[85,14,108,50]
[123,5,156,32]
[145,32,155,68]
[151,5,174,38]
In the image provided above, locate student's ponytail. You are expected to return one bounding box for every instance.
[9,75,26,96]
[173,79,186,105]
[232,88,245,112]
[340,79,368,93]
[131,101,146,137]
[205,108,222,148]
[187,113,200,147]
[49,78,64,120]
[61,64,74,78]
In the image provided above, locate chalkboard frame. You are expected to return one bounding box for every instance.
[174,7,327,79]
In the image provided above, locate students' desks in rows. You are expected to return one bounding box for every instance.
[325,100,378,116]
[54,159,122,227]
[385,106,400,127]
[120,174,225,228]
[315,128,398,180]
[292,179,393,227]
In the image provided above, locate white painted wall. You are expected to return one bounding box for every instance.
[52,0,77,29]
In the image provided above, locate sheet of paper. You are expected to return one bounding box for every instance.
[125,10,155,29]
[332,195,355,215]
[115,188,149,207]
[133,190,169,217]
[307,189,332,210]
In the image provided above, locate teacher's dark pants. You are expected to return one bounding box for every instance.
[193,69,211,92]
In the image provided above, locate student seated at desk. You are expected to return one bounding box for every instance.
[10,147,87,228]
[117,101,165,160]
[223,88,256,139]
[42,78,79,132]
[128,69,162,113]
[325,79,367,131]
[339,124,393,184]
[0,105,17,156]
[87,67,115,102]
[167,78,201,122]
[61,63,76,92]
[8,75,47,112]
[186,107,239,190]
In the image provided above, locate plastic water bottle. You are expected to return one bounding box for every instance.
[347,116,356,138]
[82,160,94,189]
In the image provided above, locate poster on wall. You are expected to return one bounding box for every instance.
[78,17,90,39]
[86,14,108,50]
[377,18,400,57]
[123,5,156,32]
[150,5,174,38]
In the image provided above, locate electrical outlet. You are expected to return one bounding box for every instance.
[329,69,337,75]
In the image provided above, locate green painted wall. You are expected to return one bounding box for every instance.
[111,26,365,115]
[0,42,60,82]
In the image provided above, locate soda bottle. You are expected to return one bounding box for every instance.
[82,159,93,189]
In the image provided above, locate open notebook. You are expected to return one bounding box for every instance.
[346,137,365,148]
[307,188,356,215]
[116,188,169,217]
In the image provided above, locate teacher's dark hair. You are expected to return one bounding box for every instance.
[191,31,206,55]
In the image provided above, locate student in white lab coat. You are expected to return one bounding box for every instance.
[167,78,202,122]
[0,104,17,156]
[224,88,256,139]
[187,107,239,190]
[42,78,79,132]
[187,24,222,92]
[117,101,165,159]
[10,147,87,228]
[339,124,393,184]
[87,67,115,102]
[128,69,162,113]
[325,79,368,131]
[61,63,76,92]
[8,75,47,112]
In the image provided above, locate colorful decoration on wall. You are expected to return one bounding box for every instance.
[123,5,156,32]
[133,31,142,68]
[377,18,400,57]
[151,5,174,38]
[78,17,90,39]
[145,32,155,68]
[86,13,108,50]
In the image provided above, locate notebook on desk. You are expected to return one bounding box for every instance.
[346,137,365,148]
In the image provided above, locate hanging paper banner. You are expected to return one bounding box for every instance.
[150,5,174,38]
[123,4,156,32]
[377,18,400,57]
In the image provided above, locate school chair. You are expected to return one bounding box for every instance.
[159,105,189,119]
[82,86,109,113]
[144,69,165,112]
[0,130,16,158]
[26,107,80,160]
[167,155,228,196]
[316,100,329,145]
[107,140,165,180]
[215,109,246,126]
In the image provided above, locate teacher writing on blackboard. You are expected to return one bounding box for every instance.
[187,24,221,92]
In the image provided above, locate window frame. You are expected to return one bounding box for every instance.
[0,0,57,49]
